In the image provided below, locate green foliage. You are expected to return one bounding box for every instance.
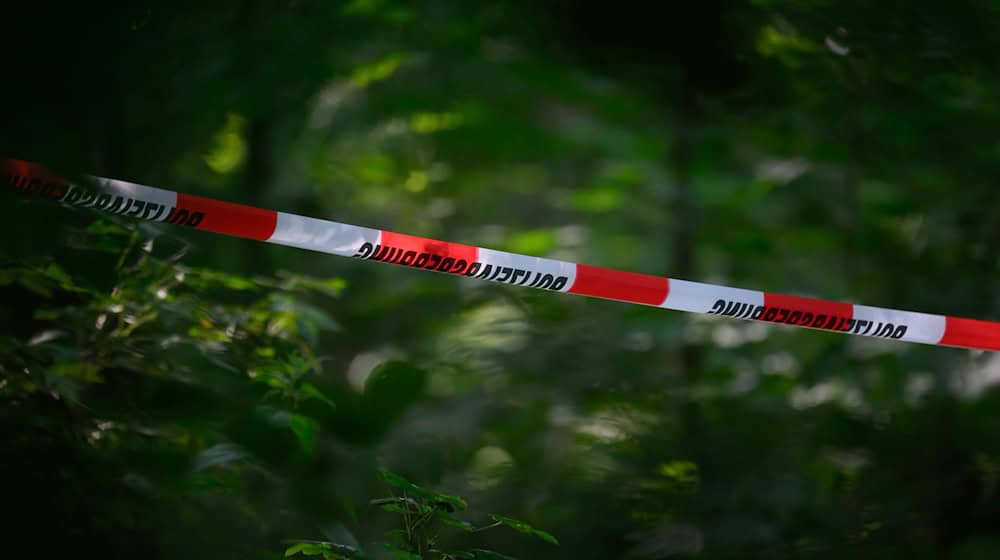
[487,515,559,545]
[285,470,556,559]
[5,1,1000,559]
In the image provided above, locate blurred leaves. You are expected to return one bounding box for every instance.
[488,515,559,545]
[4,1,1000,559]
[351,53,408,88]
[204,114,248,174]
[361,470,554,558]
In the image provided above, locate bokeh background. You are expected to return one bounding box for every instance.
[3,1,1000,558]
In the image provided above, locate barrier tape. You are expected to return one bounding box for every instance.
[4,157,998,351]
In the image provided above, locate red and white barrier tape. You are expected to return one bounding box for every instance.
[4,158,999,351]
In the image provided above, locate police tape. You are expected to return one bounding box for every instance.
[4,157,998,351]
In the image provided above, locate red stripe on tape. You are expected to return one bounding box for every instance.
[379,231,478,273]
[176,193,277,241]
[938,316,1000,351]
[2,159,58,181]
[2,158,69,198]
[763,293,853,328]
[568,264,669,305]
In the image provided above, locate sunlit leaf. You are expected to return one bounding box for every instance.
[351,53,406,87]
[204,113,247,174]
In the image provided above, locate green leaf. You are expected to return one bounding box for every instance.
[301,383,337,410]
[433,492,468,512]
[379,470,436,501]
[372,496,429,514]
[350,53,407,87]
[204,113,247,174]
[381,543,421,560]
[187,268,259,290]
[285,542,342,558]
[269,410,320,455]
[489,514,559,545]
[288,413,319,455]
[437,510,474,531]
[378,469,467,511]
[378,502,410,514]
[44,263,76,289]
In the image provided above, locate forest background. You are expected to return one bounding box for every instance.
[3,1,1000,558]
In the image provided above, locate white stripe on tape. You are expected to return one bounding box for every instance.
[852,304,946,344]
[663,279,764,314]
[268,212,381,256]
[94,178,178,213]
[476,248,578,292]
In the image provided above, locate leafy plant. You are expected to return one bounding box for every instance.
[284,470,557,560]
